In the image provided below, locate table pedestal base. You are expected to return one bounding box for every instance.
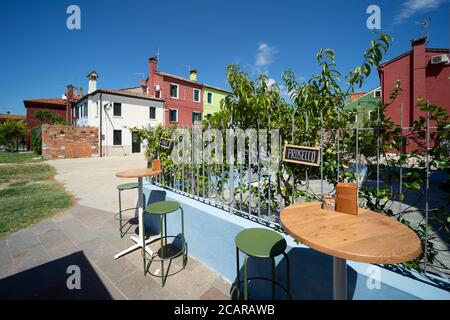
[114,235,161,260]
[333,257,347,300]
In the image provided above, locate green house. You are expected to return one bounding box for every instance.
[345,86,381,126]
[203,84,232,119]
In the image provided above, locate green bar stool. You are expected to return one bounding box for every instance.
[231,228,291,300]
[143,200,187,287]
[115,182,139,238]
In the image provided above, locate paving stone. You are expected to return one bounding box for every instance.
[162,265,217,300]
[115,270,174,300]
[78,238,118,264]
[0,239,13,265]
[96,253,140,284]
[37,229,77,258]
[0,239,15,279]
[30,220,59,236]
[13,245,50,273]
[212,276,232,297]
[0,265,16,279]
[199,286,230,300]
[6,229,40,254]
[57,218,98,245]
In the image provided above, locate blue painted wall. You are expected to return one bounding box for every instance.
[143,183,450,300]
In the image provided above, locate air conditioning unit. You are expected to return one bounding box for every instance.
[431,54,449,64]
[154,85,161,91]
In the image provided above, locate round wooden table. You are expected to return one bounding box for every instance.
[114,168,161,260]
[280,202,421,300]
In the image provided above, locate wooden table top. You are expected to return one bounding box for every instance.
[280,202,421,264]
[116,168,162,179]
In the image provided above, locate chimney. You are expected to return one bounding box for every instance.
[66,85,75,100]
[87,71,99,94]
[149,56,158,77]
[411,37,427,125]
[189,69,198,82]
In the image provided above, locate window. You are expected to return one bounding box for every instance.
[169,109,178,122]
[374,89,381,98]
[149,106,156,119]
[170,84,179,99]
[193,89,200,103]
[96,102,99,117]
[113,130,122,146]
[113,103,122,116]
[207,92,213,104]
[84,103,88,118]
[192,112,202,124]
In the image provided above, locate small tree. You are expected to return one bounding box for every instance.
[30,109,67,155]
[33,109,67,125]
[0,119,26,152]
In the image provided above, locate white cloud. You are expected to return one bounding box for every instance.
[395,0,449,23]
[267,78,277,87]
[255,42,277,67]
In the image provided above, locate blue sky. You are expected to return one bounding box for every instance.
[0,0,449,115]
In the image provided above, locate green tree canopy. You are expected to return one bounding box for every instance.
[0,119,26,152]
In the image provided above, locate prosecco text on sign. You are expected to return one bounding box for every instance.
[160,138,172,149]
[283,145,320,166]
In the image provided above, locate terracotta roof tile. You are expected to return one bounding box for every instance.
[157,72,201,85]
[351,93,366,101]
[24,98,67,106]
[0,114,26,120]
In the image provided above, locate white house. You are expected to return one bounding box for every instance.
[75,71,164,156]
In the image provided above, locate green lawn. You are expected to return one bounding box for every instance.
[0,163,73,237]
[0,152,43,164]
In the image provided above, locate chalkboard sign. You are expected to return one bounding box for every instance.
[160,138,172,149]
[283,144,320,167]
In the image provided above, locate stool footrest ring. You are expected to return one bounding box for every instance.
[230,277,293,300]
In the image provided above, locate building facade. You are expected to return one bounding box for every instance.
[203,84,231,119]
[144,57,203,127]
[0,113,26,124]
[378,37,450,127]
[345,87,381,125]
[23,86,80,151]
[75,72,164,157]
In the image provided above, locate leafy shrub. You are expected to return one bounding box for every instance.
[31,126,42,155]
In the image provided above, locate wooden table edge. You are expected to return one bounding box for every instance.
[280,202,422,264]
[116,169,162,178]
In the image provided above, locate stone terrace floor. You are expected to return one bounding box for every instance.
[0,204,231,300]
[0,155,231,300]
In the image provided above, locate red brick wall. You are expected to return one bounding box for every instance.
[42,125,98,160]
[380,39,450,152]
[381,41,450,126]
[25,105,68,150]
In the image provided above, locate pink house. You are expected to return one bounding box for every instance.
[379,37,450,127]
[143,57,203,127]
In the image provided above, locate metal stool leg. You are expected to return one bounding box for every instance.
[118,189,123,238]
[283,252,291,299]
[142,213,146,276]
[160,214,165,287]
[180,207,187,267]
[243,255,249,300]
[235,247,240,299]
[271,257,276,300]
